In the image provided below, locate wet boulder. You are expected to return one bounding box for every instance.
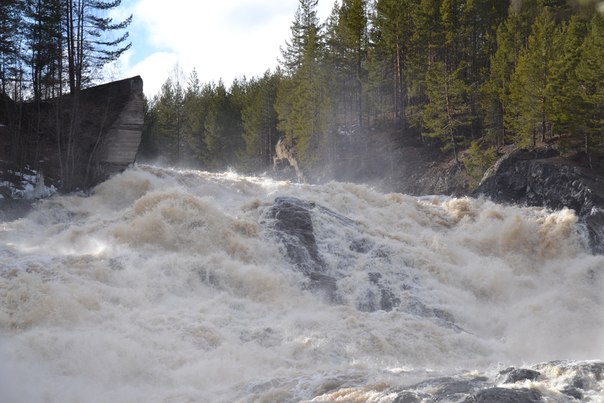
[263,197,336,296]
[464,387,543,403]
[500,368,541,384]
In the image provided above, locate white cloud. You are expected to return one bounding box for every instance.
[124,51,180,97]
[118,0,335,97]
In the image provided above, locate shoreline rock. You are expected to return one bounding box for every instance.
[474,148,604,253]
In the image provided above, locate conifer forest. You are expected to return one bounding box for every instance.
[2,0,604,187]
[143,0,604,184]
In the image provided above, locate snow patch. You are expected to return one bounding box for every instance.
[0,166,56,200]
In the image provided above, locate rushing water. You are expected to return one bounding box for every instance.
[0,165,602,402]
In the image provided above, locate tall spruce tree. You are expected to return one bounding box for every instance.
[276,0,329,167]
[204,80,243,168]
[154,75,185,164]
[548,15,589,145]
[575,13,604,164]
[369,0,415,131]
[421,62,469,163]
[241,70,282,170]
[182,69,211,166]
[480,7,532,146]
[506,7,558,147]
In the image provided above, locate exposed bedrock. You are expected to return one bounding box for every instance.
[474,149,604,254]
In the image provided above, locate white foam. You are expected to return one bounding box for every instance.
[0,165,602,401]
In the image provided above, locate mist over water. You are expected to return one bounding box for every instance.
[0,165,602,402]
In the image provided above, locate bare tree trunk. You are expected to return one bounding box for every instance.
[55,99,64,185]
[67,0,75,93]
[85,98,111,185]
[444,79,459,164]
[541,97,546,142]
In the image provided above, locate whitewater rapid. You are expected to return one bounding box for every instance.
[0,165,602,402]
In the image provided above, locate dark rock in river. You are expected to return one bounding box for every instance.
[328,361,604,402]
[474,149,604,253]
[262,196,403,310]
[356,271,401,312]
[263,197,337,297]
[264,197,324,274]
[393,376,489,403]
[499,368,541,384]
[0,198,33,222]
[262,196,457,320]
[464,387,543,403]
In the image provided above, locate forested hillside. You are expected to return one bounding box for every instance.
[142,0,603,186]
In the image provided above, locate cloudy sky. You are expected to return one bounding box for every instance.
[112,0,336,98]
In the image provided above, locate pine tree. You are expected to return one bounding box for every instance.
[204,80,243,168]
[182,69,211,166]
[547,15,589,145]
[459,0,509,85]
[369,0,415,130]
[421,62,469,163]
[0,0,25,97]
[25,0,63,101]
[506,8,557,147]
[241,70,282,170]
[575,13,604,164]
[275,0,329,168]
[336,0,368,130]
[480,8,531,146]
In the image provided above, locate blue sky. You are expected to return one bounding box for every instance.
[111,0,336,98]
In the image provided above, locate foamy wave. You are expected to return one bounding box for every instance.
[0,165,601,402]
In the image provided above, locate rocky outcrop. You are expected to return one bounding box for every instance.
[474,149,604,253]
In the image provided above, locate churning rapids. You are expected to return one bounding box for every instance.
[1,164,603,402]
